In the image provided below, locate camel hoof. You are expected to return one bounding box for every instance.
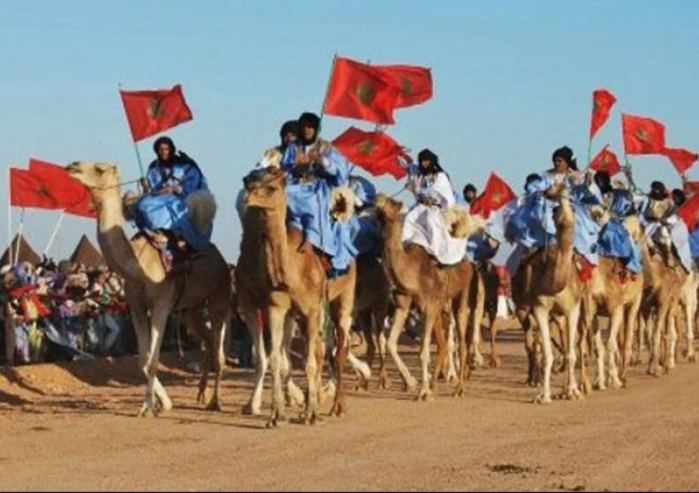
[446,373,458,384]
[415,388,434,402]
[472,352,485,368]
[581,380,592,395]
[355,374,369,392]
[404,378,418,393]
[242,402,262,416]
[689,354,697,363]
[378,374,389,390]
[647,367,662,378]
[266,413,286,429]
[561,388,583,401]
[489,357,501,369]
[301,411,320,425]
[607,377,622,390]
[452,385,465,398]
[155,396,172,413]
[329,401,346,417]
[138,404,157,418]
[196,389,208,405]
[533,392,551,404]
[205,399,223,412]
[593,380,607,391]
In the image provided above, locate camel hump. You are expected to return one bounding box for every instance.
[330,186,356,223]
[186,190,217,235]
[441,205,485,239]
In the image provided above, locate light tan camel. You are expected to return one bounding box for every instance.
[236,168,356,426]
[674,269,698,364]
[373,194,479,400]
[527,190,589,404]
[638,233,688,376]
[66,161,231,416]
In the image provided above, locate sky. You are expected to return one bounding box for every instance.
[1,1,698,262]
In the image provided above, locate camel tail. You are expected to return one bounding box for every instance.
[187,190,217,235]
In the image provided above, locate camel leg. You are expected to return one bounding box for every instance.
[489,315,502,369]
[519,310,538,387]
[562,303,583,400]
[429,308,448,397]
[620,298,641,385]
[185,309,211,406]
[204,300,228,412]
[282,315,305,408]
[648,306,667,377]
[667,308,678,370]
[329,295,353,417]
[592,322,606,391]
[384,293,417,391]
[265,303,289,428]
[139,306,171,417]
[606,307,624,389]
[469,274,486,368]
[685,291,697,362]
[375,311,388,389]
[241,308,267,416]
[446,313,458,383]
[417,305,437,401]
[302,309,322,424]
[532,304,553,404]
[454,303,471,397]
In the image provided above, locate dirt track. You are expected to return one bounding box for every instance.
[1,328,698,492]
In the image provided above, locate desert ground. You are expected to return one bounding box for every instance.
[1,324,698,492]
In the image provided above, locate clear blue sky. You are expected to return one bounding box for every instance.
[1,1,698,262]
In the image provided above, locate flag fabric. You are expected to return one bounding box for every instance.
[374,64,433,109]
[589,89,617,139]
[622,113,666,155]
[677,192,699,231]
[589,147,622,176]
[469,172,517,219]
[119,84,193,142]
[661,147,698,174]
[332,127,406,179]
[9,168,61,210]
[324,57,399,124]
[28,159,96,218]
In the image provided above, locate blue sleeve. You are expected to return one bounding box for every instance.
[179,165,206,196]
[280,145,297,172]
[524,173,549,195]
[320,147,351,186]
[146,165,162,190]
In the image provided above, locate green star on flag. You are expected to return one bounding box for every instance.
[356,81,376,105]
[358,140,376,155]
[148,96,164,119]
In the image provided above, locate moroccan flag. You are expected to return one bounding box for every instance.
[677,192,699,232]
[589,89,617,139]
[9,168,60,210]
[119,84,193,142]
[28,159,96,218]
[589,147,621,176]
[469,172,517,219]
[374,64,433,109]
[332,127,406,179]
[661,147,698,174]
[324,57,399,124]
[622,113,666,155]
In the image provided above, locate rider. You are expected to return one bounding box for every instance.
[135,136,211,271]
[400,149,466,266]
[462,183,478,205]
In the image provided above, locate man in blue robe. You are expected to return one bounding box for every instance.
[280,112,357,277]
[135,136,211,270]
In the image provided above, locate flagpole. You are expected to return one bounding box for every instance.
[118,83,146,181]
[43,210,65,256]
[14,208,25,265]
[7,166,12,265]
[317,53,338,139]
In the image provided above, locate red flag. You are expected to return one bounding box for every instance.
[589,89,617,138]
[332,127,406,179]
[469,173,517,219]
[622,113,666,155]
[9,168,61,210]
[28,159,96,218]
[589,147,621,176]
[119,84,193,142]
[374,64,433,109]
[324,57,399,124]
[677,192,699,231]
[661,147,698,173]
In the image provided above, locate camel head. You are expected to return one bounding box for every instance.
[243,167,287,212]
[374,193,403,225]
[66,161,120,197]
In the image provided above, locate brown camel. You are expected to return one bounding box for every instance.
[373,194,479,400]
[236,167,356,426]
[66,161,231,416]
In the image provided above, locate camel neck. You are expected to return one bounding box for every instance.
[381,217,414,290]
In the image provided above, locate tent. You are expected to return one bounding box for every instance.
[0,234,42,266]
[69,235,105,269]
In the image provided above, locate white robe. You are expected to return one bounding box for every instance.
[401,170,468,265]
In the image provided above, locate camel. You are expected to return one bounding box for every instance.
[66,161,231,416]
[633,218,689,376]
[373,194,480,400]
[675,268,698,364]
[236,167,357,426]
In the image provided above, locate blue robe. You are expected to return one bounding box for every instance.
[134,158,212,251]
[281,140,357,272]
[596,190,642,274]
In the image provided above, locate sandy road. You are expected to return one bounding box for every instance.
[1,329,698,491]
